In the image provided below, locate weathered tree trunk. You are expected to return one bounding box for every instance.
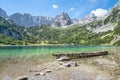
[52,51,108,59]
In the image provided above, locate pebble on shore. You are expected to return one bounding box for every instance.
[15,76,28,80]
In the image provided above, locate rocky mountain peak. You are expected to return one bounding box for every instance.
[0,8,8,18]
[79,13,97,24]
[85,13,97,20]
[53,12,72,27]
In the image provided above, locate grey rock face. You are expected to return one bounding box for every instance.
[72,18,79,24]
[33,16,53,26]
[53,12,72,27]
[10,13,53,27]
[79,13,97,24]
[10,13,33,27]
[0,26,22,39]
[0,8,8,18]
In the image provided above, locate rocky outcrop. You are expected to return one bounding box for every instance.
[10,13,54,27]
[53,12,72,27]
[0,26,22,39]
[0,8,8,18]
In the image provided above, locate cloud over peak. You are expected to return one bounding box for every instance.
[69,8,75,11]
[91,8,108,17]
[52,4,58,9]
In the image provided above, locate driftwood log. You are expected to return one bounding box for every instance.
[52,51,108,59]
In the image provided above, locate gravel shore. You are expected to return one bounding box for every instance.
[0,54,120,80]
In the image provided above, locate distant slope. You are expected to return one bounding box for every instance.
[0,17,25,45]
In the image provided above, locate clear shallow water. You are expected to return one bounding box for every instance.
[0,45,120,59]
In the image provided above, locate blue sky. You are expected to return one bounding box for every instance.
[0,0,118,19]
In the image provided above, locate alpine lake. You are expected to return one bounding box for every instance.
[0,45,120,61]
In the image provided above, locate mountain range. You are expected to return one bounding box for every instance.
[0,8,73,27]
[0,7,106,28]
[0,0,120,45]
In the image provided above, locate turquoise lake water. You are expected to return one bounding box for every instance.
[0,46,120,59]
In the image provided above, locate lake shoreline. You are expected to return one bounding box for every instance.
[0,44,66,46]
[0,44,119,47]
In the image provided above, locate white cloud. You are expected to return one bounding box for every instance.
[69,8,75,11]
[91,8,108,17]
[52,4,58,9]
